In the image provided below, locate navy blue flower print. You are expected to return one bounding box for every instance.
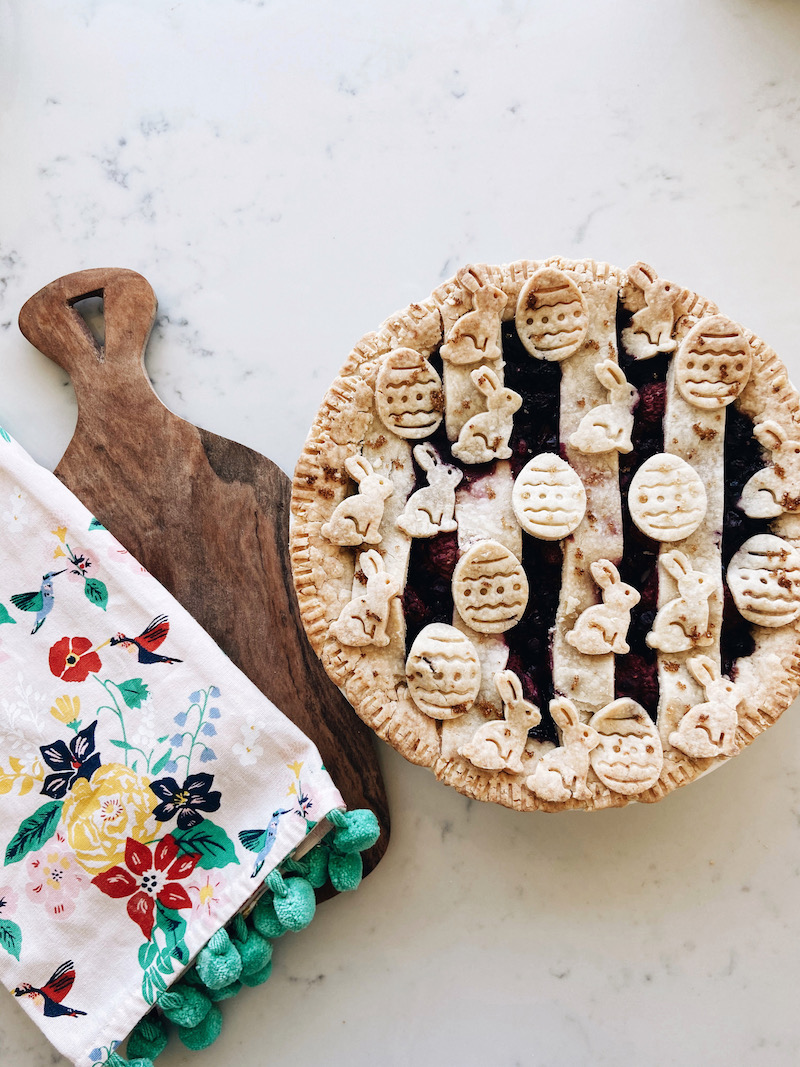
[39,721,101,799]
[148,773,221,830]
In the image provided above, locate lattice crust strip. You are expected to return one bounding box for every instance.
[290,258,800,812]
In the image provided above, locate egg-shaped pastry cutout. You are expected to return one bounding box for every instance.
[452,540,529,634]
[589,698,663,796]
[512,453,586,540]
[515,268,588,361]
[628,454,707,542]
[675,316,752,409]
[375,348,443,439]
[727,534,800,627]
[405,623,482,719]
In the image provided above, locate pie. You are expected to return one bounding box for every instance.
[290,258,800,811]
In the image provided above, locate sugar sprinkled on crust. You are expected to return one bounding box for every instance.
[290,258,800,812]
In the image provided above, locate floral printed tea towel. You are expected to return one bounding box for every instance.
[0,426,345,1066]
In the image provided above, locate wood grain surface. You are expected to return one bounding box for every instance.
[18,268,389,889]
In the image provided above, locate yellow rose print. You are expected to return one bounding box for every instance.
[60,763,157,874]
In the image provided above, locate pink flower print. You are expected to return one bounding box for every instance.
[188,874,223,921]
[26,833,88,920]
[65,548,97,583]
[0,638,10,665]
[0,884,19,917]
[107,542,146,574]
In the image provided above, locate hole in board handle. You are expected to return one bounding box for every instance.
[68,290,106,354]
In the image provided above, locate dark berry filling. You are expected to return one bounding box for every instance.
[403,417,459,651]
[720,403,768,676]
[613,305,670,720]
[503,321,563,743]
[399,304,765,735]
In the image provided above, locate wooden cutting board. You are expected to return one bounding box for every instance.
[18,268,389,886]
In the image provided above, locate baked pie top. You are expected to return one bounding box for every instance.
[290,258,800,811]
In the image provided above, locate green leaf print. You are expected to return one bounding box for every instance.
[88,517,106,531]
[142,964,167,1006]
[150,749,172,776]
[5,801,63,865]
[117,678,149,709]
[138,941,159,969]
[0,604,15,625]
[172,819,240,870]
[84,578,108,610]
[0,919,21,960]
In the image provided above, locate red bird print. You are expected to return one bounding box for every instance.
[13,960,87,1018]
[109,614,182,664]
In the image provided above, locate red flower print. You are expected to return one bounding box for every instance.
[92,835,199,940]
[49,637,102,683]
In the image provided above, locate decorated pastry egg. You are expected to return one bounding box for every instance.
[452,539,529,634]
[727,534,800,627]
[512,453,586,540]
[405,624,482,719]
[375,348,443,439]
[515,267,588,361]
[675,315,752,409]
[628,453,707,542]
[589,698,663,796]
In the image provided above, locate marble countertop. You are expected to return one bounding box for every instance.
[2,1,800,1064]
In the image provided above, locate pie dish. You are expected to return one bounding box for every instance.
[290,258,800,811]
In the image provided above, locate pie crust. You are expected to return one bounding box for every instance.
[290,258,800,811]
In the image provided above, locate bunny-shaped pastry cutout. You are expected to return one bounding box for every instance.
[451,366,522,465]
[568,359,639,455]
[645,550,714,654]
[669,656,740,758]
[739,420,800,518]
[397,443,463,538]
[320,454,394,546]
[565,560,640,655]
[440,268,508,365]
[621,262,681,360]
[458,669,541,774]
[329,549,401,647]
[526,697,599,802]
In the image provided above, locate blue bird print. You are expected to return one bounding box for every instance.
[14,960,86,1018]
[239,808,292,878]
[11,570,66,633]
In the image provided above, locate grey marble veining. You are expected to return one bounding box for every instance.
[2,0,800,1064]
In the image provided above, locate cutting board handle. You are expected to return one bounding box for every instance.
[18,268,158,390]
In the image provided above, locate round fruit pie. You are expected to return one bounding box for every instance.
[290,258,800,811]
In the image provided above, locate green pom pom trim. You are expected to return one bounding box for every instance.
[178,1003,223,1051]
[252,894,288,938]
[196,928,243,990]
[109,1054,155,1067]
[328,850,364,892]
[126,1014,169,1060]
[137,808,379,1060]
[303,844,330,888]
[331,809,381,855]
[240,958,273,988]
[207,978,243,1003]
[273,876,316,931]
[158,986,211,1028]
[231,925,273,976]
